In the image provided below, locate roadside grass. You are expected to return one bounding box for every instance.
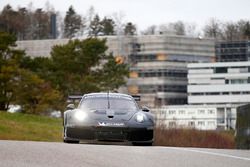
[0,111,236,148]
[154,127,235,149]
[0,111,62,142]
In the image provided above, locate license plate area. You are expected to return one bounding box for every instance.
[96,130,126,140]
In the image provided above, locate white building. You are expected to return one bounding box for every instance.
[188,61,250,105]
[155,61,250,130]
[155,104,237,130]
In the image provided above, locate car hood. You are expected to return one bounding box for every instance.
[89,109,137,121]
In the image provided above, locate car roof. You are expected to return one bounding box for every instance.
[83,92,133,99]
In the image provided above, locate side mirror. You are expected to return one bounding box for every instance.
[142,106,150,112]
[66,104,75,110]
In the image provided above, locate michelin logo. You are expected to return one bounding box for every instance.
[98,122,124,126]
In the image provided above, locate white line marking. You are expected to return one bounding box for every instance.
[168,147,250,161]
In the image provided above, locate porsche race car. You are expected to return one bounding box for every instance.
[63,93,154,145]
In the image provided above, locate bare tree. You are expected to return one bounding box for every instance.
[237,20,250,40]
[33,8,50,39]
[243,21,250,39]
[84,6,95,35]
[158,23,174,35]
[158,21,187,36]
[86,6,95,24]
[185,23,197,37]
[142,25,157,35]
[203,18,223,39]
[222,22,239,41]
[44,1,55,13]
[56,11,64,38]
[112,11,126,35]
[173,21,185,35]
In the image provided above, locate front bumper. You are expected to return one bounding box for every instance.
[65,125,153,142]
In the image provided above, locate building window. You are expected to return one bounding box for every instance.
[208,110,215,114]
[188,111,195,115]
[208,121,215,126]
[198,110,205,114]
[138,69,187,78]
[217,118,225,124]
[179,110,185,114]
[205,92,220,95]
[169,121,176,128]
[191,93,204,96]
[232,92,241,95]
[215,67,227,73]
[198,121,205,126]
[188,121,195,127]
[169,110,176,115]
[160,110,165,115]
[231,79,248,84]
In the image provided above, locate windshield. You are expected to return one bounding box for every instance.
[79,97,138,111]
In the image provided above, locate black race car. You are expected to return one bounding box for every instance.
[63,93,154,145]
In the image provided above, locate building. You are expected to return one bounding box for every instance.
[16,35,216,108]
[127,35,215,107]
[155,61,250,130]
[188,61,250,105]
[216,40,250,62]
[16,36,131,58]
[155,104,237,130]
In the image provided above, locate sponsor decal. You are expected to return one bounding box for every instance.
[98,122,125,126]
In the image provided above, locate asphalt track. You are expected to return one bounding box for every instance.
[0,140,249,167]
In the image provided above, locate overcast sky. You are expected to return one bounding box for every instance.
[1,0,250,31]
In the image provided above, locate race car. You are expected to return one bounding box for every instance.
[63,93,154,145]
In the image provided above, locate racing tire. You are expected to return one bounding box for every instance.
[63,127,79,144]
[63,139,79,144]
[132,142,153,146]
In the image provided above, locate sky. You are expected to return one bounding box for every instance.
[1,0,250,32]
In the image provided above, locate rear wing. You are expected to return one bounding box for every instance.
[67,95,83,104]
[131,95,140,102]
[67,94,141,102]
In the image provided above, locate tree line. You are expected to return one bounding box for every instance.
[0,4,137,40]
[203,18,250,40]
[0,32,129,115]
[142,19,250,40]
[1,4,250,41]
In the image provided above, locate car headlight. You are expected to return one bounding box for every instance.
[74,111,87,121]
[135,113,145,123]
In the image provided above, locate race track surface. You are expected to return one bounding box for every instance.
[0,140,249,167]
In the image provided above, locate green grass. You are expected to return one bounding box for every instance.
[0,111,62,142]
[0,111,237,148]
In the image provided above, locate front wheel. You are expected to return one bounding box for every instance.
[132,142,153,146]
[63,139,79,144]
[63,127,79,144]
